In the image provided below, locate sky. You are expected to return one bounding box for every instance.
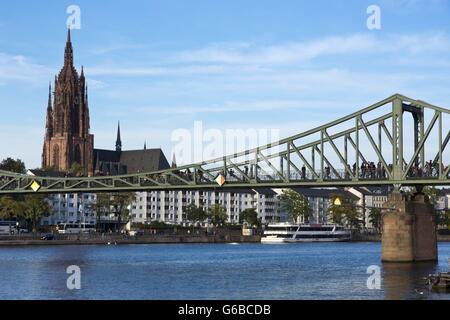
[0,0,450,169]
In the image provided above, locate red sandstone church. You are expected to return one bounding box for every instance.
[41,30,170,176]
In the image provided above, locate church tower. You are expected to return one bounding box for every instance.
[42,29,94,176]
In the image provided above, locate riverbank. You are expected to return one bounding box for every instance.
[1,233,449,246]
[0,234,261,246]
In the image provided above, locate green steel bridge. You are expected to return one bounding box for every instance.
[0,94,449,195]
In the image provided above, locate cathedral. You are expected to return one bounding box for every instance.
[42,30,170,176]
[42,29,94,175]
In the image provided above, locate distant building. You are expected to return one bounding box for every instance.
[131,188,282,226]
[436,188,450,213]
[347,186,392,228]
[93,122,171,175]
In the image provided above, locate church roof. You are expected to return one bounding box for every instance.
[119,148,170,173]
[94,148,170,174]
[94,149,121,163]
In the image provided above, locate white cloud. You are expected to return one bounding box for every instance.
[174,32,450,65]
[0,52,51,83]
[134,99,356,114]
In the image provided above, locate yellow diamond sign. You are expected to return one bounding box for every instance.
[30,181,41,192]
[334,197,342,206]
[215,174,225,187]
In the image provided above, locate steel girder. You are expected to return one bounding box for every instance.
[0,94,449,195]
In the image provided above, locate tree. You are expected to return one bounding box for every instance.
[368,207,382,233]
[437,210,450,229]
[92,193,112,226]
[22,195,51,232]
[328,195,362,230]
[279,189,312,223]
[209,204,228,227]
[111,192,135,225]
[0,158,26,173]
[186,204,207,227]
[239,208,261,227]
[422,186,437,205]
[69,162,84,176]
[0,196,22,220]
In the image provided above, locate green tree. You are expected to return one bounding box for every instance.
[186,204,207,227]
[328,195,362,230]
[368,207,383,233]
[437,210,450,229]
[239,208,261,227]
[22,195,51,232]
[279,189,312,223]
[69,162,85,176]
[422,186,438,206]
[111,192,135,225]
[0,158,26,173]
[209,204,228,227]
[92,193,112,226]
[0,196,22,220]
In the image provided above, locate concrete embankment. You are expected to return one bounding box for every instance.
[0,235,261,246]
[1,234,449,246]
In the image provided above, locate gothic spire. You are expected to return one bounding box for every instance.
[45,83,53,137]
[47,82,52,110]
[116,121,122,152]
[64,28,73,66]
[171,153,177,168]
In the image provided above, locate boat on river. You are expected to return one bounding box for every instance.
[261,222,351,243]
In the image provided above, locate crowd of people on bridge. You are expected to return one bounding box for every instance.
[81,158,449,184]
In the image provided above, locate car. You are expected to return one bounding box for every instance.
[129,230,144,236]
[41,233,55,240]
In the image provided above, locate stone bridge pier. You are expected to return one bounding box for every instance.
[381,191,437,262]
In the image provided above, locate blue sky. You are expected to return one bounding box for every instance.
[0,0,450,168]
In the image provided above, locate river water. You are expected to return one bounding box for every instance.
[0,242,448,300]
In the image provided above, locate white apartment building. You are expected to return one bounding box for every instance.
[41,193,97,226]
[39,189,282,227]
[436,188,450,213]
[130,188,282,225]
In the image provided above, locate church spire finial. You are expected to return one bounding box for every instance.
[48,82,52,106]
[171,153,177,168]
[116,121,122,152]
[64,28,74,66]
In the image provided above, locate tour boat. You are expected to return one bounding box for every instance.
[261,222,351,243]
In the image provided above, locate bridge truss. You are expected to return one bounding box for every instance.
[0,94,449,194]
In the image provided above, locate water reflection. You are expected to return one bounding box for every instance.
[382,261,438,299]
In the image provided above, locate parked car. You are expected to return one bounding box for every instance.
[11,228,29,234]
[129,230,144,236]
[41,233,55,240]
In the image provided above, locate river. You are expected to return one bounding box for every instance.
[0,242,448,300]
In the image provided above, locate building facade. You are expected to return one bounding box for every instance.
[42,29,94,175]
[130,188,282,226]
